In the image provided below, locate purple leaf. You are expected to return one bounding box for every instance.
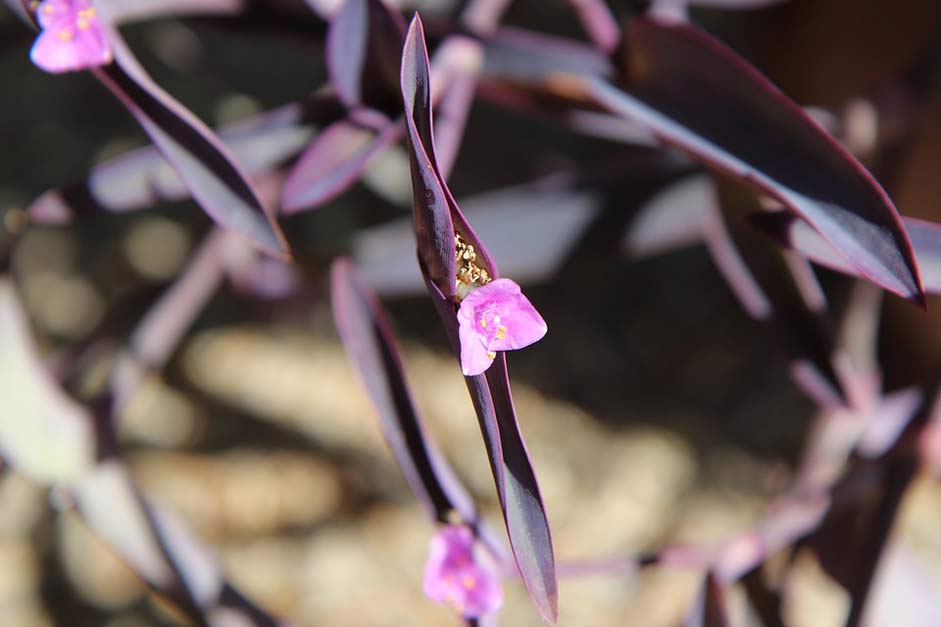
[402,17,558,624]
[587,18,924,305]
[856,387,923,459]
[684,572,730,627]
[98,0,246,24]
[91,17,290,258]
[708,179,848,407]
[482,26,613,83]
[0,275,281,623]
[112,228,228,411]
[623,174,710,258]
[566,0,620,53]
[401,16,459,299]
[811,454,918,627]
[751,212,941,295]
[476,79,656,146]
[29,103,322,223]
[330,258,480,527]
[806,388,931,626]
[281,116,402,213]
[222,233,303,299]
[73,461,287,625]
[327,0,406,112]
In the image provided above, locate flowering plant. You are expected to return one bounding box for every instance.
[4,0,941,625]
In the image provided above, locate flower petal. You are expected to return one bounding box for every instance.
[36,0,74,30]
[489,295,547,352]
[423,526,503,619]
[459,316,496,376]
[460,277,522,309]
[31,1,112,74]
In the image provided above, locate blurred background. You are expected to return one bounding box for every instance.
[3,0,941,625]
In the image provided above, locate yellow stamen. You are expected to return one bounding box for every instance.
[462,575,477,589]
[57,28,74,41]
[486,351,496,359]
[496,325,507,340]
[454,232,491,289]
[479,319,487,328]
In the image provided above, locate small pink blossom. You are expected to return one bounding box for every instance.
[457,278,547,376]
[423,525,502,619]
[30,0,112,74]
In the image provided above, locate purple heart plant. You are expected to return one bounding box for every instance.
[5,0,941,624]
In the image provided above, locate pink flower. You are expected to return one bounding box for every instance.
[457,278,547,376]
[423,525,502,619]
[30,0,112,74]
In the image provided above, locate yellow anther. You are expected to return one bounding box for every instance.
[57,28,74,41]
[480,319,487,328]
[486,350,496,359]
[462,575,477,589]
[496,325,507,340]
[454,231,491,289]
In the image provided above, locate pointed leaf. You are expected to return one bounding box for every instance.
[29,104,316,223]
[74,461,286,624]
[811,455,918,626]
[91,16,289,258]
[623,173,710,258]
[752,212,941,295]
[401,17,558,624]
[483,26,613,83]
[113,229,228,411]
[282,117,402,213]
[330,258,478,524]
[684,573,731,627]
[709,179,848,407]
[587,18,923,304]
[327,0,406,111]
[401,16,458,298]
[98,0,246,24]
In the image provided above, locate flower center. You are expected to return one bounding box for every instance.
[478,309,507,342]
[77,7,96,29]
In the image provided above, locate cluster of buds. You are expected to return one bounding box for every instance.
[455,232,491,289]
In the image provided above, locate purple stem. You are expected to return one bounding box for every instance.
[112,228,227,412]
[568,0,620,54]
[460,0,514,36]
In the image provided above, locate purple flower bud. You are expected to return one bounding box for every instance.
[423,525,503,619]
[457,278,548,376]
[30,0,112,74]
